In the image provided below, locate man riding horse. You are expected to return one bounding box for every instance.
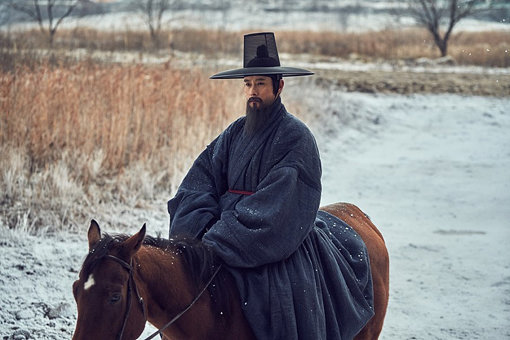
[168,32,375,339]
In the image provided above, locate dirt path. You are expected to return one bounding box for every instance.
[314,69,510,97]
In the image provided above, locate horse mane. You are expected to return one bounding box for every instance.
[81,232,233,320]
[81,233,125,279]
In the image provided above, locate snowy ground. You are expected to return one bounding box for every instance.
[1,86,509,339]
[2,1,509,337]
[304,91,510,339]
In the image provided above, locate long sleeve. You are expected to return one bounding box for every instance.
[202,163,321,268]
[168,133,229,238]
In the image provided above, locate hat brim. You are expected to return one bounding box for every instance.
[210,66,313,79]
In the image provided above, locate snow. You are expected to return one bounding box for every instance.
[309,92,510,339]
[3,4,509,33]
[1,2,509,337]
[2,88,509,339]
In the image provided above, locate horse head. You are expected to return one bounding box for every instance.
[72,220,147,340]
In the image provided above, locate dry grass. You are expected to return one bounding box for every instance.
[1,61,241,173]
[451,30,510,67]
[0,58,244,231]
[0,28,242,55]
[2,27,508,67]
[277,29,510,67]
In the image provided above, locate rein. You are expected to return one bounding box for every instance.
[143,263,223,340]
[105,254,222,340]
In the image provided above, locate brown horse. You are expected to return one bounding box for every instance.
[72,202,389,340]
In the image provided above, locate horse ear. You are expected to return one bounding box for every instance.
[88,219,101,251]
[122,224,146,258]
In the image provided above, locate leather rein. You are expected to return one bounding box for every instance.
[104,254,222,340]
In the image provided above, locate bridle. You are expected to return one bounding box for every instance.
[104,255,146,340]
[104,254,222,340]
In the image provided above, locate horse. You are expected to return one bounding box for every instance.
[72,202,389,340]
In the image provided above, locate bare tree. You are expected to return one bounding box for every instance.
[408,0,491,57]
[8,0,80,46]
[131,0,173,48]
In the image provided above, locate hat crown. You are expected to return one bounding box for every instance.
[244,32,281,68]
[209,32,313,79]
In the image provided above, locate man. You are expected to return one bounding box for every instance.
[168,32,374,339]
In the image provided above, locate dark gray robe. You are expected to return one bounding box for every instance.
[168,98,374,339]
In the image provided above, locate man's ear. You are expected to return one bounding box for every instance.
[277,79,284,97]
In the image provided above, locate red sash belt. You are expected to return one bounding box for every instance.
[228,189,254,196]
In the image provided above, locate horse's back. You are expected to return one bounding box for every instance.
[321,202,389,340]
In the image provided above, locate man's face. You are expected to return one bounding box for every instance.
[243,75,277,110]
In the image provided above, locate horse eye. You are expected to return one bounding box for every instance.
[109,292,122,305]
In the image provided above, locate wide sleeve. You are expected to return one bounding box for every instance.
[202,155,321,268]
[168,136,228,238]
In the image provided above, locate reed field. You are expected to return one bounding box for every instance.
[1,28,509,67]
[278,29,510,67]
[0,59,243,232]
[0,27,508,232]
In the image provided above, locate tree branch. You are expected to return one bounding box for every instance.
[52,0,79,35]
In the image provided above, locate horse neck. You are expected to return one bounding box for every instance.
[132,245,202,331]
[132,244,255,340]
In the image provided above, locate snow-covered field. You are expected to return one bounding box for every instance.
[1,86,509,339]
[308,91,510,339]
[1,1,509,337]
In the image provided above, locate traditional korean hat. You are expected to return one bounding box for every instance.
[210,32,313,79]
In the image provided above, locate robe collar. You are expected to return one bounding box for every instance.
[228,97,286,188]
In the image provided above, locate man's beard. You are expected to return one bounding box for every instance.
[244,98,274,136]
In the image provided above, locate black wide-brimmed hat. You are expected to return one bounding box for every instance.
[210,32,313,79]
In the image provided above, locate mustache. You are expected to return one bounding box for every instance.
[248,97,262,103]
